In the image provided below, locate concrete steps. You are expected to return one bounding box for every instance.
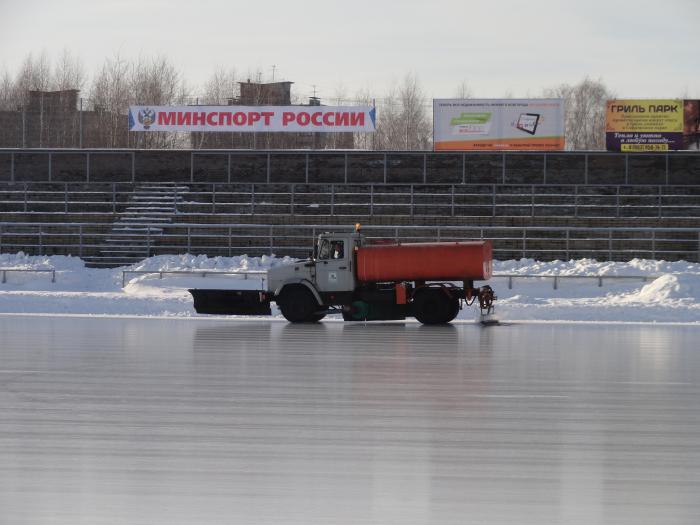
[84,183,188,267]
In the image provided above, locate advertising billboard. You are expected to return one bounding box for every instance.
[605,99,684,151]
[683,100,700,151]
[128,105,376,133]
[433,99,565,151]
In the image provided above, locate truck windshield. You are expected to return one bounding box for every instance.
[318,239,331,259]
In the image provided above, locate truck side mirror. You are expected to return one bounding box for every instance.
[312,246,318,259]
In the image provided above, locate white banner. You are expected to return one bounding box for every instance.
[129,105,376,133]
[433,98,564,150]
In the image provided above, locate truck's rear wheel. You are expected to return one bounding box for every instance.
[413,289,458,325]
[447,297,460,323]
[277,285,323,323]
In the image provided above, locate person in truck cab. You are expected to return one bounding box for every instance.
[331,241,344,259]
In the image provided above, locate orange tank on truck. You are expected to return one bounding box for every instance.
[356,241,492,282]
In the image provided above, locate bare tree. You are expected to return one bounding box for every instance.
[90,54,131,147]
[52,49,86,91]
[201,67,238,105]
[352,87,375,150]
[47,49,87,146]
[11,52,52,108]
[193,67,239,148]
[544,77,613,150]
[454,80,473,99]
[375,87,400,149]
[11,52,54,146]
[326,83,350,149]
[89,55,187,148]
[0,67,20,146]
[128,55,188,148]
[0,68,14,110]
[129,56,189,148]
[376,73,431,150]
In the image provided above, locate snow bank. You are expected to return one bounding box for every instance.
[1,253,699,323]
[0,251,85,271]
[497,257,700,277]
[128,253,294,272]
[615,274,700,303]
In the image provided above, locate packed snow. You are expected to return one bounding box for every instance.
[1,251,699,323]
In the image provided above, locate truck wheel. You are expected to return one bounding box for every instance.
[446,297,460,323]
[278,285,322,323]
[413,289,457,325]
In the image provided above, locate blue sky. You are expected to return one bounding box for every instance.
[1,0,698,102]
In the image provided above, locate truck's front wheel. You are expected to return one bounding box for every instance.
[277,285,323,323]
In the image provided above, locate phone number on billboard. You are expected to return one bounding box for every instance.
[620,144,669,152]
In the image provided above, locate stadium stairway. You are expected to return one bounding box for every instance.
[85,183,188,267]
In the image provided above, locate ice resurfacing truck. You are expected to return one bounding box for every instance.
[189,225,497,324]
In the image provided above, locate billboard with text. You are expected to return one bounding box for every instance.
[605,99,684,151]
[605,99,700,151]
[128,105,376,133]
[433,99,564,151]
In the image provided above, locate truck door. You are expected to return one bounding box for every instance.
[315,238,355,292]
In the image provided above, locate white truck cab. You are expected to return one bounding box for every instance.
[312,231,362,293]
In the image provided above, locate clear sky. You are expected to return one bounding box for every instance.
[1,0,698,102]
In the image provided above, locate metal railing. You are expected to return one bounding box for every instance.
[0,266,663,291]
[121,269,266,288]
[0,268,56,283]
[494,273,656,289]
[120,269,662,290]
[2,222,700,263]
[3,181,700,218]
[1,149,699,186]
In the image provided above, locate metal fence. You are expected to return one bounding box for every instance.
[2,222,699,263]
[122,270,657,290]
[0,268,56,283]
[3,181,700,218]
[120,269,266,288]
[1,149,699,186]
[0,267,660,290]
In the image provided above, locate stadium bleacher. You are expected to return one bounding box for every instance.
[1,149,699,266]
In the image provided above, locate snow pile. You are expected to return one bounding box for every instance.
[613,274,700,304]
[128,253,294,272]
[497,257,700,277]
[0,252,85,271]
[0,252,699,323]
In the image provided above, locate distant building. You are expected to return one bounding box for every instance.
[0,89,107,148]
[239,80,293,105]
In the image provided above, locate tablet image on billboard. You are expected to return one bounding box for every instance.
[516,113,540,135]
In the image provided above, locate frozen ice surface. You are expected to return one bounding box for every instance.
[0,317,699,524]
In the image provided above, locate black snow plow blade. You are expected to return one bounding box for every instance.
[189,289,272,316]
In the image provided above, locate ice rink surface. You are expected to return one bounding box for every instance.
[1,316,699,525]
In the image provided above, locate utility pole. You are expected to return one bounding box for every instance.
[21,107,26,148]
[79,97,83,148]
[39,93,44,148]
[372,98,376,151]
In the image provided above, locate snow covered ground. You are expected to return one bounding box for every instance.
[1,251,699,323]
